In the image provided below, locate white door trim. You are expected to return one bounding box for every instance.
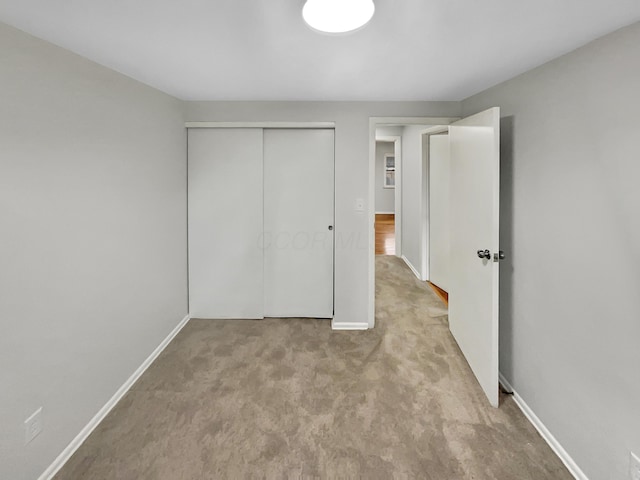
[185,121,335,129]
[420,132,429,281]
[368,117,459,328]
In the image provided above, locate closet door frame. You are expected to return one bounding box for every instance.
[186,122,336,321]
[186,122,335,129]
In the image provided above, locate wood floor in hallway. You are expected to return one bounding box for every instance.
[54,256,571,480]
[375,213,395,255]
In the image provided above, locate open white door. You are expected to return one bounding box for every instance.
[449,107,500,407]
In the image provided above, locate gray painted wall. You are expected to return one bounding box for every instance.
[184,101,461,329]
[0,23,188,479]
[462,22,640,480]
[375,141,395,213]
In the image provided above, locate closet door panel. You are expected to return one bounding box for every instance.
[188,128,263,318]
[263,129,335,318]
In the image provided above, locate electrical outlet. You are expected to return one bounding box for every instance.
[630,452,640,480]
[24,407,43,445]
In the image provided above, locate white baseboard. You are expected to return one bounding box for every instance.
[401,255,422,280]
[499,373,588,480]
[375,211,395,215]
[331,320,369,330]
[38,314,191,480]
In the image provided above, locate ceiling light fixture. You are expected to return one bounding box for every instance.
[302,0,375,34]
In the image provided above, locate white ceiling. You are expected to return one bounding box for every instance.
[1,0,639,101]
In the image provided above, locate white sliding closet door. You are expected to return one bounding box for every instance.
[188,128,264,318]
[263,129,335,318]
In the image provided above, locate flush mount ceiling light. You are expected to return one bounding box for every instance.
[302,0,375,34]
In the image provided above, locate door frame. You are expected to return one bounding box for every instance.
[368,117,459,328]
[185,122,335,129]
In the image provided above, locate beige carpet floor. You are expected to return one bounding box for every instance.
[55,256,571,479]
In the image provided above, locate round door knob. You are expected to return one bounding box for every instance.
[328,225,333,231]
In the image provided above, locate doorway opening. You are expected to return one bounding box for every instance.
[374,135,402,255]
[368,117,458,330]
[370,109,502,408]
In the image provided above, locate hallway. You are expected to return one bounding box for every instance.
[54,257,570,479]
